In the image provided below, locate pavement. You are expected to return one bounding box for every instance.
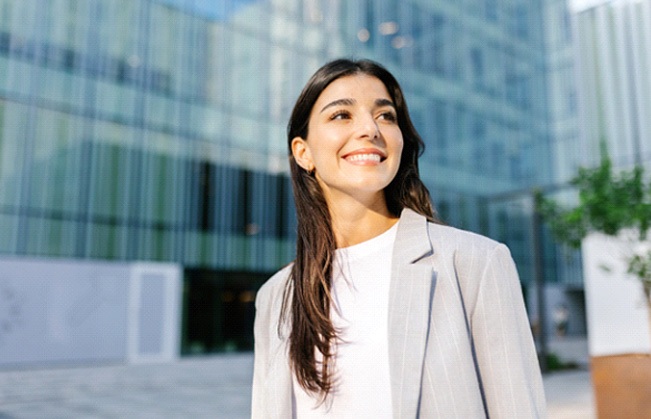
[0,343,594,418]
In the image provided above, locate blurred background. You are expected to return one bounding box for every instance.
[0,0,649,417]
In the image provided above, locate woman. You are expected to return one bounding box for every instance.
[252,59,545,418]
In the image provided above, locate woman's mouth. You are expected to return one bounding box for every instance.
[342,148,387,164]
[345,153,382,163]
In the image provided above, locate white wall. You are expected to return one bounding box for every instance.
[582,233,651,356]
[0,257,181,367]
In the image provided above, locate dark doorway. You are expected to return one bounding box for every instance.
[182,269,270,355]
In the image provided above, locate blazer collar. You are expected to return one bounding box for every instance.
[388,208,436,418]
[393,208,433,263]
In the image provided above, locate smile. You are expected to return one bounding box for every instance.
[344,153,383,163]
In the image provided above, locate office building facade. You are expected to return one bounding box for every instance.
[0,0,574,362]
[571,0,651,168]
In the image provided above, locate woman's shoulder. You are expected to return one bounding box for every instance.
[424,221,519,305]
[399,208,508,261]
[255,263,293,308]
[425,220,515,273]
[427,221,503,253]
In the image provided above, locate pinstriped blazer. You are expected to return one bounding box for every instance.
[251,209,546,418]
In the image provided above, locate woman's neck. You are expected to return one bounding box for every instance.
[328,195,399,248]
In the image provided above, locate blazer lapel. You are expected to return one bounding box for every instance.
[388,209,437,418]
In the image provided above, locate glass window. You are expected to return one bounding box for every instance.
[0,213,18,253]
[485,0,498,22]
[512,4,529,40]
[491,142,505,177]
[99,142,129,219]
[472,117,487,173]
[364,0,375,49]
[30,109,85,215]
[230,114,262,150]
[0,100,25,208]
[86,222,127,260]
[229,31,267,116]
[0,1,12,32]
[561,6,572,44]
[204,25,229,107]
[470,47,484,87]
[201,105,228,143]
[213,164,240,235]
[26,218,78,257]
[5,59,31,97]
[148,3,176,75]
[420,12,445,75]
[145,92,176,130]
[433,100,448,164]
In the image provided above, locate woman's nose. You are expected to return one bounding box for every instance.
[356,114,380,140]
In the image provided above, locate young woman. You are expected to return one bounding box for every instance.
[252,59,545,418]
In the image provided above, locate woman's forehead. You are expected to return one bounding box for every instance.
[312,74,392,111]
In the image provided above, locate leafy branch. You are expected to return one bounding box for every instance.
[536,154,651,249]
[628,249,651,303]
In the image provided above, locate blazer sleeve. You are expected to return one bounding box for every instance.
[251,283,272,418]
[470,244,547,418]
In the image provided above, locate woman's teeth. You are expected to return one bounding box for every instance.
[346,153,381,162]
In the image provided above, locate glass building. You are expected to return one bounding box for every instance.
[572,0,651,168]
[0,0,577,357]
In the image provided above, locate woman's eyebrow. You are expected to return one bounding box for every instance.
[375,98,395,108]
[320,97,395,113]
[320,98,355,113]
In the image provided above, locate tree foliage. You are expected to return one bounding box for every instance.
[628,250,651,302]
[536,154,651,248]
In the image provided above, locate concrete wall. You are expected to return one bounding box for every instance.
[0,257,181,368]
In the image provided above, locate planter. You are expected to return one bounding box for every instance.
[591,354,651,418]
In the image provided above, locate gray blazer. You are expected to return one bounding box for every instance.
[252,209,546,418]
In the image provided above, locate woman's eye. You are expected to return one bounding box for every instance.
[378,111,397,122]
[330,110,350,120]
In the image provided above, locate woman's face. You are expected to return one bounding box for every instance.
[291,74,404,206]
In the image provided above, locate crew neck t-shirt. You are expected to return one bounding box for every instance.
[292,222,398,418]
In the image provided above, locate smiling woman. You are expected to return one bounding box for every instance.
[251,59,546,418]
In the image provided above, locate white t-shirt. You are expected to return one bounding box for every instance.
[293,222,398,418]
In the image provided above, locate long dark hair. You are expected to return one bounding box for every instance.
[284,58,437,397]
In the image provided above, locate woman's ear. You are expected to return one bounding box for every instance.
[291,137,314,172]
